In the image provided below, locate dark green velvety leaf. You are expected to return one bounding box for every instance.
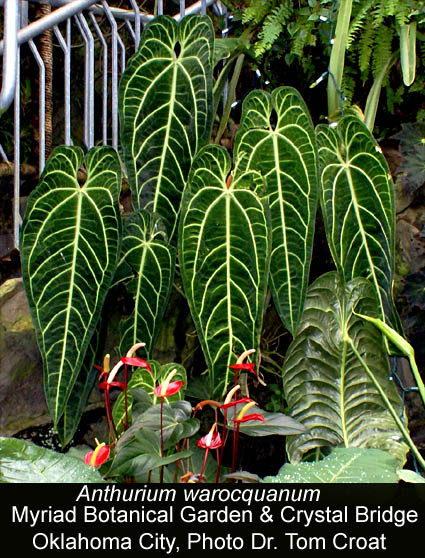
[115,399,197,453]
[110,426,192,478]
[56,322,101,447]
[316,116,400,331]
[179,144,270,396]
[224,405,307,437]
[235,87,319,334]
[282,271,408,466]
[263,447,399,483]
[0,437,104,483]
[114,211,175,359]
[20,146,121,427]
[119,15,214,239]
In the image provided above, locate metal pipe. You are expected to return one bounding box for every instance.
[0,0,19,114]
[0,0,99,55]
[102,0,118,150]
[174,0,215,20]
[76,12,95,149]
[128,0,140,49]
[13,46,21,249]
[89,13,108,145]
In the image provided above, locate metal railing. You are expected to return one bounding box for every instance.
[0,0,227,252]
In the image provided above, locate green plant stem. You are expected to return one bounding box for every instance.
[214,53,245,145]
[364,53,397,132]
[407,355,425,414]
[327,0,353,119]
[346,335,425,472]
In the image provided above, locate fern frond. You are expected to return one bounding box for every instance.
[372,25,394,80]
[358,25,375,76]
[292,19,315,58]
[347,0,374,50]
[254,1,293,58]
[242,0,274,24]
[380,0,398,18]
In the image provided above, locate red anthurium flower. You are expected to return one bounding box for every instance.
[154,369,184,398]
[84,438,110,468]
[197,424,222,483]
[229,362,258,376]
[197,425,223,450]
[233,401,266,424]
[233,413,266,424]
[98,380,125,391]
[220,396,252,410]
[120,356,152,370]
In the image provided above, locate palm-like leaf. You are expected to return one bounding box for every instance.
[316,116,400,330]
[179,145,270,396]
[114,211,175,358]
[282,271,407,466]
[119,15,214,240]
[20,146,121,427]
[234,87,318,334]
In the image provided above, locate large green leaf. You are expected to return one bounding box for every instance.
[119,15,214,240]
[20,146,121,427]
[222,401,307,437]
[179,145,270,396]
[282,272,408,466]
[263,447,399,483]
[0,438,104,483]
[234,87,319,334]
[56,322,101,447]
[114,211,175,358]
[399,21,416,87]
[316,116,400,330]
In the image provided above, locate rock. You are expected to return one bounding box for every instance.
[0,277,51,435]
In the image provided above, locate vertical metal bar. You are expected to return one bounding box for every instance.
[13,46,20,249]
[117,32,125,74]
[76,13,95,148]
[53,23,72,145]
[201,0,207,15]
[157,0,163,16]
[28,39,45,172]
[125,19,136,43]
[0,0,19,115]
[66,18,72,144]
[102,0,118,150]
[180,0,185,18]
[89,13,108,145]
[128,0,140,49]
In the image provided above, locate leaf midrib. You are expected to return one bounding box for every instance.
[54,186,82,423]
